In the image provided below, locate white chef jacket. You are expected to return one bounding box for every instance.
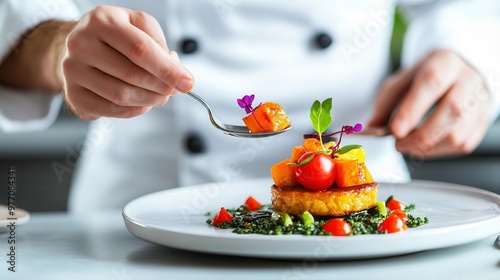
[1,0,500,213]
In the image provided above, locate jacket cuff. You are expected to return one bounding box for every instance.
[0,0,81,132]
[0,0,82,63]
[0,85,64,133]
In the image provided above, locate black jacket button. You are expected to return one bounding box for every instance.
[314,33,333,49]
[185,133,206,154]
[180,38,198,54]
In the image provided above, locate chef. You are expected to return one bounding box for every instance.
[0,0,499,213]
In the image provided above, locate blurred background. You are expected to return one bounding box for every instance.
[1,11,499,212]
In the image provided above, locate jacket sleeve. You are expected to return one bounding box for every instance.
[0,0,82,133]
[400,0,500,124]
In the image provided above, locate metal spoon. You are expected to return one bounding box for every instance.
[186,91,291,138]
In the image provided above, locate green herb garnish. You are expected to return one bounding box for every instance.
[309,98,333,151]
[336,144,363,155]
[304,98,363,154]
[207,197,429,236]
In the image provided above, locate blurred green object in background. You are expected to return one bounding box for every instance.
[390,6,408,71]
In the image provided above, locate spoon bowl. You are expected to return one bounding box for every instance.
[186,91,291,138]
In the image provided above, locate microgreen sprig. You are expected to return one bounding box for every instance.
[309,98,333,151]
[288,150,329,167]
[303,98,363,155]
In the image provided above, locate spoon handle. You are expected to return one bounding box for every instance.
[355,127,391,137]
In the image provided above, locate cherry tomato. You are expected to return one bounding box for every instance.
[245,196,262,211]
[390,209,409,223]
[212,207,234,226]
[387,197,406,211]
[378,213,407,233]
[295,152,336,191]
[322,218,353,236]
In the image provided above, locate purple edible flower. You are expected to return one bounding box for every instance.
[344,123,363,135]
[237,94,255,114]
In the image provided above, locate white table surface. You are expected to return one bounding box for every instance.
[0,212,499,280]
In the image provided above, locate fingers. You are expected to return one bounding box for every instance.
[367,66,419,128]
[70,64,170,107]
[395,71,490,159]
[373,50,490,159]
[389,51,462,138]
[83,41,176,96]
[62,6,194,120]
[128,10,168,51]
[395,82,466,157]
[64,85,152,120]
[91,8,194,92]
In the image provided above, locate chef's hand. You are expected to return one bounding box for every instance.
[368,49,490,159]
[62,6,194,120]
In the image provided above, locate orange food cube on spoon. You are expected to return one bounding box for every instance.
[237,94,290,133]
[243,102,291,133]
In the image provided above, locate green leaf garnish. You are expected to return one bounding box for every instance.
[310,98,332,134]
[335,144,362,155]
[288,153,316,167]
[310,98,332,149]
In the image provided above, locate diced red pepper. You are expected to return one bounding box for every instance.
[212,207,234,226]
[387,197,406,211]
[378,213,407,233]
[245,196,262,211]
[322,218,353,236]
[390,209,409,223]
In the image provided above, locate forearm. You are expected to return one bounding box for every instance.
[0,20,77,92]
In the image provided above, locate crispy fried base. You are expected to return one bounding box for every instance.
[271,183,378,216]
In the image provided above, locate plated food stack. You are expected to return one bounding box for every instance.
[207,96,427,236]
[269,98,378,216]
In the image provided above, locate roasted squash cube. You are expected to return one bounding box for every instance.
[334,159,374,188]
[290,145,306,163]
[270,159,298,189]
[243,102,291,133]
[303,138,336,152]
[303,138,322,152]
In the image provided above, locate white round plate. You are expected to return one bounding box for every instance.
[0,205,30,232]
[123,179,500,260]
